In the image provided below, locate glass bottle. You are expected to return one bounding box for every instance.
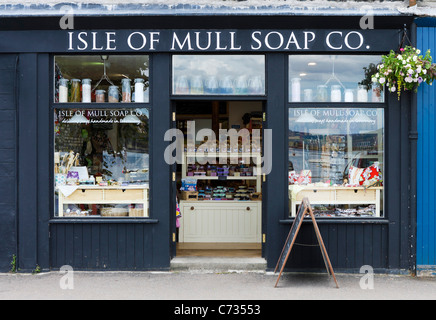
[59,78,69,103]
[121,78,131,102]
[82,79,92,103]
[70,79,81,102]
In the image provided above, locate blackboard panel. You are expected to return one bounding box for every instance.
[274,198,339,288]
[274,199,307,274]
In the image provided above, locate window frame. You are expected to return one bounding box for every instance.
[50,53,153,220]
[171,53,267,99]
[287,54,387,220]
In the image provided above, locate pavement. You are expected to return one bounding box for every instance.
[1,269,436,300]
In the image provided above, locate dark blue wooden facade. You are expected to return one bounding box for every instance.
[0,14,418,274]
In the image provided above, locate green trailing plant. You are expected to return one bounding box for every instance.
[372,46,436,100]
[32,265,41,275]
[10,254,17,273]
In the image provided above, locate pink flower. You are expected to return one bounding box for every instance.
[400,48,405,52]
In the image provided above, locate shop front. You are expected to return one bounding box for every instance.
[0,12,417,273]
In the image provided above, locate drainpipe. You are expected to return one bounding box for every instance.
[409,23,418,276]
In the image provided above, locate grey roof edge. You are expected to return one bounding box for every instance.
[0,2,421,18]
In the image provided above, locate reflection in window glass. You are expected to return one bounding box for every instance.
[289,55,384,103]
[288,108,384,218]
[54,108,150,217]
[54,55,149,103]
[173,55,265,95]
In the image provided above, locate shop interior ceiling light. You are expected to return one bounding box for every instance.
[93,55,116,92]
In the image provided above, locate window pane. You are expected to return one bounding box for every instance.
[173,55,265,95]
[289,55,384,103]
[54,108,150,217]
[55,55,149,103]
[289,108,384,218]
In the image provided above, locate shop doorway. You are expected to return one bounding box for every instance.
[173,100,264,258]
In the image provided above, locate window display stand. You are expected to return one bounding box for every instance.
[57,184,149,217]
[289,185,382,217]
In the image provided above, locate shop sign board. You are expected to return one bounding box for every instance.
[0,29,400,53]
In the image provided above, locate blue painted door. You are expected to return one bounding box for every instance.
[417,27,436,267]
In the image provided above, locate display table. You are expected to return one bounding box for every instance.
[179,200,262,243]
[57,184,149,217]
[289,185,382,217]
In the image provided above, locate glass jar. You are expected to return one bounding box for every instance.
[82,79,92,103]
[345,89,354,102]
[304,89,313,102]
[70,79,81,102]
[204,76,219,94]
[121,78,131,102]
[290,78,301,102]
[331,85,342,102]
[95,89,105,103]
[190,75,204,94]
[357,85,368,102]
[108,85,119,103]
[58,78,69,103]
[371,82,383,102]
[220,76,234,94]
[248,76,263,95]
[317,85,328,102]
[134,78,145,103]
[235,75,248,94]
[175,75,189,94]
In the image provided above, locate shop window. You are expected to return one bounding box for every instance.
[288,55,384,103]
[288,108,384,218]
[172,55,265,96]
[54,108,150,217]
[54,55,149,103]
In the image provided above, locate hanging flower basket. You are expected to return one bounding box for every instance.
[372,46,436,100]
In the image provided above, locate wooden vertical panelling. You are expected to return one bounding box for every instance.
[50,223,156,270]
[0,54,18,272]
[417,27,436,267]
[17,53,39,271]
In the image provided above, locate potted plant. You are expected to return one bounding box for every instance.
[372,46,436,100]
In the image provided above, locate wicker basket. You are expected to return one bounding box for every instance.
[250,192,262,201]
[101,207,129,217]
[180,191,198,200]
[129,208,144,217]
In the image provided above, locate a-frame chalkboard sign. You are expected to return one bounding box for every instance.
[274,197,339,288]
